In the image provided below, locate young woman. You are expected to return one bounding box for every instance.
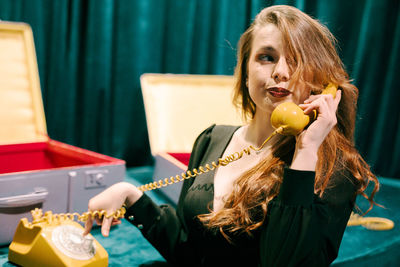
[84,5,378,266]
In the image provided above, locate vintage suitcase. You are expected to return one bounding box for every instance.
[140,73,243,203]
[0,21,125,245]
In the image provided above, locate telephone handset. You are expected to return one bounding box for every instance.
[270,83,338,135]
[8,207,125,267]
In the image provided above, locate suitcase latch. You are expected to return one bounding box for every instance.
[83,170,108,189]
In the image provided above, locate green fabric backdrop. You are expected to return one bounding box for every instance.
[0,0,399,178]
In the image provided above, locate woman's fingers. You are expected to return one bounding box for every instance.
[300,90,341,116]
[111,219,122,226]
[101,216,114,237]
[334,89,342,108]
[95,216,103,225]
[83,216,93,236]
[302,99,331,117]
[82,182,141,237]
[83,213,121,237]
[303,89,341,103]
[295,90,342,149]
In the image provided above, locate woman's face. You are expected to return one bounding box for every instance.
[247,23,309,116]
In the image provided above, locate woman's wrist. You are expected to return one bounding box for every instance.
[121,182,143,209]
[290,146,318,171]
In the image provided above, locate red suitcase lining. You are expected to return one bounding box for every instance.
[0,140,123,174]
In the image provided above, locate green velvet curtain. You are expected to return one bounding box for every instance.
[0,0,399,178]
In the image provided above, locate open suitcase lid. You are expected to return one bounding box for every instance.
[0,21,48,145]
[140,73,243,155]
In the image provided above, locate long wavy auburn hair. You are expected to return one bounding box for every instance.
[198,5,379,241]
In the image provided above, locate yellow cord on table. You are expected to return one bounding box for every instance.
[347,212,394,231]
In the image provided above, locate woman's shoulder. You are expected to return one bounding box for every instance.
[201,124,240,135]
[188,124,240,168]
[194,124,240,145]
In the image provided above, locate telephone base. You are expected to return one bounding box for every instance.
[9,217,108,267]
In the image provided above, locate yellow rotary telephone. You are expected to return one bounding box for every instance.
[8,207,126,267]
[8,83,392,267]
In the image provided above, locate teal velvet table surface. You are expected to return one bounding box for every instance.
[1,167,399,266]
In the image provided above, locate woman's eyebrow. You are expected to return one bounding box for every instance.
[257,46,277,53]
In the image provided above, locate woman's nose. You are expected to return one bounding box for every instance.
[272,58,290,83]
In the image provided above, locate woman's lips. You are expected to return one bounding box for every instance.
[267,87,291,97]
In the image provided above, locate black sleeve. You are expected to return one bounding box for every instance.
[124,125,215,265]
[259,167,357,267]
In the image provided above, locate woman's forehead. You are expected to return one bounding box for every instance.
[251,24,284,53]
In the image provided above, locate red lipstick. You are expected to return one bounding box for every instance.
[267,87,291,97]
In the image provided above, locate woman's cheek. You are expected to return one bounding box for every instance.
[294,86,310,104]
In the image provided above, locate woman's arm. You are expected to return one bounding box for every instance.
[259,90,354,266]
[259,168,356,266]
[291,90,342,171]
[122,125,214,264]
[84,125,215,265]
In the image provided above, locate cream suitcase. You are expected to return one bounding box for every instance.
[140,73,243,203]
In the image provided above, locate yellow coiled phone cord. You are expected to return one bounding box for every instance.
[23,126,283,227]
[24,127,284,227]
[27,206,127,226]
[137,126,285,192]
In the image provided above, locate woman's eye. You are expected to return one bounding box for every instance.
[258,54,274,62]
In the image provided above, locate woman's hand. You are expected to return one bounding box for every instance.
[290,90,342,171]
[83,182,143,237]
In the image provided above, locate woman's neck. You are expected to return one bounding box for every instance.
[244,110,277,147]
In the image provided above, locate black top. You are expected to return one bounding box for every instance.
[125,125,357,267]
